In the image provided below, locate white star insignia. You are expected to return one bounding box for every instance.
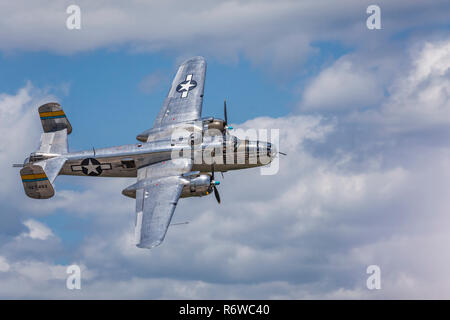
[177,74,196,98]
[83,159,100,175]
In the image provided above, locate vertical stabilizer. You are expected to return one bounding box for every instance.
[39,102,72,134]
[37,103,71,155]
[20,165,55,199]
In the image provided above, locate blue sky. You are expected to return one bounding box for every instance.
[0,51,298,149]
[1,0,450,299]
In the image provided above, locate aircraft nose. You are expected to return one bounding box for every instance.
[270,143,277,159]
[260,141,276,160]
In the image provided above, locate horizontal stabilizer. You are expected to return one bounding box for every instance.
[38,129,68,155]
[34,157,67,185]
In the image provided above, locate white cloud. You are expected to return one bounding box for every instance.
[0,256,10,272]
[13,261,67,281]
[0,83,62,246]
[300,59,384,111]
[138,71,168,94]
[20,219,54,240]
[1,0,449,73]
[378,39,450,131]
[298,35,450,134]
[0,83,56,196]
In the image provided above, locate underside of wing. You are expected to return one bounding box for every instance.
[134,177,184,248]
[129,159,192,248]
[153,56,206,128]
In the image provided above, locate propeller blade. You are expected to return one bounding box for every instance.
[210,163,221,203]
[213,185,221,204]
[224,99,228,125]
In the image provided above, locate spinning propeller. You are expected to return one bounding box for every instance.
[211,164,221,204]
[223,100,232,131]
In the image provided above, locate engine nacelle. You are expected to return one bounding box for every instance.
[202,118,226,135]
[121,173,217,199]
[181,174,213,198]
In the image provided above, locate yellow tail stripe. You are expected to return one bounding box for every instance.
[39,110,65,117]
[21,173,47,181]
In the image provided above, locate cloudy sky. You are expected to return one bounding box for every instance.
[1,0,450,299]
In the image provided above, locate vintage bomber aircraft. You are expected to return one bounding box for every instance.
[16,56,277,248]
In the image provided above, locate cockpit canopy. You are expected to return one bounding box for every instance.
[202,134,240,151]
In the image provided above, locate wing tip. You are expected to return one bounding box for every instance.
[136,239,162,249]
[181,56,206,65]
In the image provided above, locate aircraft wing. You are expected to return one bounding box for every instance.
[131,159,192,248]
[153,56,206,128]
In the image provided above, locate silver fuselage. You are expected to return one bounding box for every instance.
[49,134,275,178]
